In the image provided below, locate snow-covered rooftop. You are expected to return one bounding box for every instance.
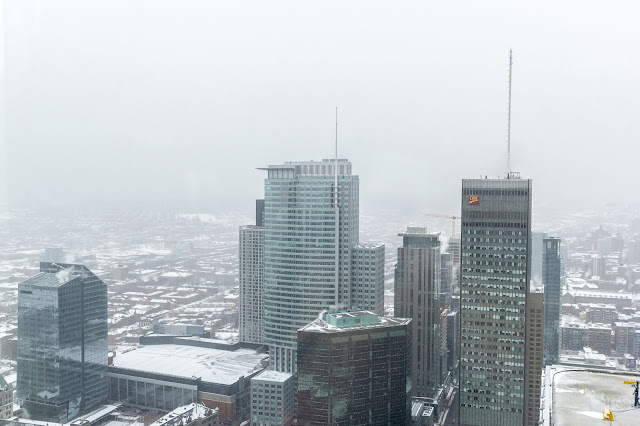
[111,344,267,385]
[252,369,293,383]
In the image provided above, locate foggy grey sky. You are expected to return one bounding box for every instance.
[2,1,639,215]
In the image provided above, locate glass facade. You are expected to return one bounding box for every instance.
[108,376,197,411]
[263,160,358,372]
[17,263,107,423]
[542,237,561,366]
[297,313,412,426]
[459,179,532,426]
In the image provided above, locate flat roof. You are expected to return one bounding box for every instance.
[546,366,640,425]
[252,370,293,383]
[299,312,411,334]
[111,344,267,385]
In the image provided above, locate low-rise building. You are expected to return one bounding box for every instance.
[0,376,12,419]
[149,403,218,426]
[250,370,295,426]
[108,340,268,424]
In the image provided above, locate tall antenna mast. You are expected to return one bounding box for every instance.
[507,49,513,173]
[334,107,340,307]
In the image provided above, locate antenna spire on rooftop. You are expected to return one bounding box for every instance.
[507,49,513,173]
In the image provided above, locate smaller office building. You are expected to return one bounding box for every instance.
[250,370,295,426]
[297,311,412,426]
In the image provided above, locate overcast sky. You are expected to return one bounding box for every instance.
[2,1,639,215]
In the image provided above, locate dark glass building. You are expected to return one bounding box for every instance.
[459,176,532,426]
[543,237,562,366]
[297,311,412,426]
[17,263,108,422]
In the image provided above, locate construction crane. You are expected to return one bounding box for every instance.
[424,214,461,238]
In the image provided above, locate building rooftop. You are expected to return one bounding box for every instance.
[111,344,267,385]
[251,370,293,383]
[18,271,74,288]
[149,403,216,426]
[544,366,640,425]
[299,311,411,333]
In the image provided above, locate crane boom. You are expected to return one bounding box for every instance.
[424,213,461,238]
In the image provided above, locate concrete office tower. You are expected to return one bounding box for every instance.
[526,291,544,426]
[441,252,454,309]
[351,244,385,315]
[17,263,108,422]
[542,237,562,366]
[297,311,412,426]
[239,223,265,344]
[459,177,532,426]
[262,159,359,373]
[394,227,443,398]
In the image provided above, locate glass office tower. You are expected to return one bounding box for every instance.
[262,159,359,373]
[17,263,108,422]
[459,177,532,426]
[542,237,562,366]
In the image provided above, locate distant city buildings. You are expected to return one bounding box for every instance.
[394,226,443,398]
[459,176,532,426]
[297,311,412,426]
[17,263,108,423]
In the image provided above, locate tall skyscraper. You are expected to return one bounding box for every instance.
[297,311,412,426]
[394,226,443,398]
[239,200,265,345]
[526,290,544,426]
[542,237,561,366]
[239,225,265,344]
[17,263,108,422]
[261,159,370,373]
[459,176,532,426]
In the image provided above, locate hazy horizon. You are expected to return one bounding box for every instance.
[2,1,639,215]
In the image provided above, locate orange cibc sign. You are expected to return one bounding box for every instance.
[468,195,479,205]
